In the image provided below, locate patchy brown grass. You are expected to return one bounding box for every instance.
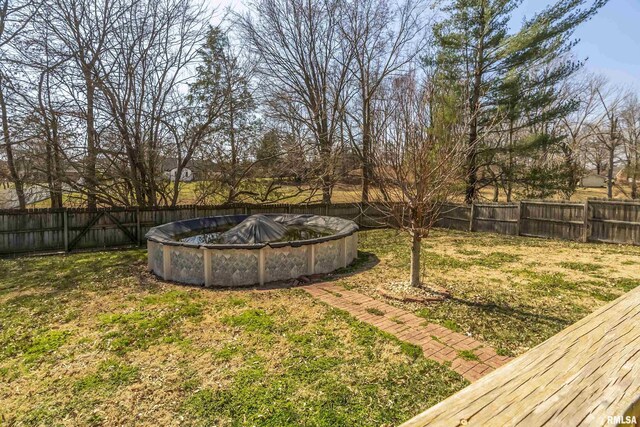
[3,228,639,425]
[0,250,466,426]
[333,229,640,357]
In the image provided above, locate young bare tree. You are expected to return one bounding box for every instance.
[370,72,469,287]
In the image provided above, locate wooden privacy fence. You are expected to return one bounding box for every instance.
[1,199,640,255]
[437,199,640,245]
[0,203,387,255]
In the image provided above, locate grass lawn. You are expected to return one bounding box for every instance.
[0,250,466,426]
[2,229,639,425]
[337,229,640,357]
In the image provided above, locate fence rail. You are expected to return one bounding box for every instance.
[1,199,640,255]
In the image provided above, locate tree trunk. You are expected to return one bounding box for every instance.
[361,97,371,203]
[227,98,237,204]
[0,79,25,209]
[319,133,332,204]
[607,147,614,199]
[465,5,485,205]
[465,130,479,204]
[83,69,98,210]
[410,233,421,287]
[633,152,639,199]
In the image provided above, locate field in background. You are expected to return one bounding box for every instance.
[1,229,639,425]
[19,181,638,209]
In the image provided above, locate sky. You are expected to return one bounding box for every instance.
[215,0,640,90]
[515,0,640,91]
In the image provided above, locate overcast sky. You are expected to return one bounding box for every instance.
[213,0,640,91]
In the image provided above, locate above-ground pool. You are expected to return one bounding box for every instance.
[146,214,359,287]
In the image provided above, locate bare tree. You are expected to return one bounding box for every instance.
[621,93,640,199]
[45,0,130,209]
[339,0,426,202]
[557,73,605,198]
[0,0,39,209]
[92,0,209,207]
[594,87,624,199]
[239,0,352,203]
[370,73,469,287]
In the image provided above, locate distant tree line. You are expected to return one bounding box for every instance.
[4,0,637,212]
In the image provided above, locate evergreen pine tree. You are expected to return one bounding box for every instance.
[433,0,607,202]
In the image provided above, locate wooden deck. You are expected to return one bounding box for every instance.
[401,285,640,427]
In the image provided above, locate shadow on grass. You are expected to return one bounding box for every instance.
[425,288,573,328]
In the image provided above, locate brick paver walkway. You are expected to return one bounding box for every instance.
[303,282,512,382]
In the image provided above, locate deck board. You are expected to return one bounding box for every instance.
[401,285,640,427]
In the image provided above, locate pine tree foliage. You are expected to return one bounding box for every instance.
[433,0,608,202]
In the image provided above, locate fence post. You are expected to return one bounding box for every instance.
[516,201,522,236]
[583,199,590,243]
[469,202,475,232]
[136,208,142,246]
[63,208,69,252]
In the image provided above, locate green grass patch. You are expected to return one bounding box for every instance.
[474,252,521,268]
[399,342,423,360]
[457,350,480,362]
[74,359,139,393]
[421,252,469,270]
[442,320,462,333]
[517,271,579,294]
[23,330,70,364]
[213,344,243,361]
[225,296,248,307]
[614,278,640,292]
[365,307,385,316]
[415,308,431,319]
[98,291,203,354]
[559,261,603,273]
[221,309,275,332]
[586,287,620,302]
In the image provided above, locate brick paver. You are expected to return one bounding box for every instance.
[303,282,513,382]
